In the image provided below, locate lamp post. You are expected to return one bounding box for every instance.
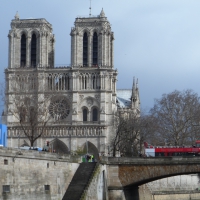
[18,134,20,149]
[85,128,88,154]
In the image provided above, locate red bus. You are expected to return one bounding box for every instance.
[144,141,200,157]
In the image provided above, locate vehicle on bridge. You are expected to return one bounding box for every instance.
[144,141,200,157]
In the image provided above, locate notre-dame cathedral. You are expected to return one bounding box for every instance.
[3,9,140,157]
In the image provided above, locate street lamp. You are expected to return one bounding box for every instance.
[85,128,88,154]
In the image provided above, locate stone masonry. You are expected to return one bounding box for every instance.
[0,147,79,200]
[3,10,140,157]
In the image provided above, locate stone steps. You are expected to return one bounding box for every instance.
[62,162,96,200]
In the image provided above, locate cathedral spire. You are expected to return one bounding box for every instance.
[132,77,136,99]
[100,8,105,18]
[15,11,20,20]
[131,77,140,112]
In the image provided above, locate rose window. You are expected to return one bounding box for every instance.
[49,98,70,120]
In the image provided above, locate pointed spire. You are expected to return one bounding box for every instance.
[131,77,140,113]
[15,11,19,20]
[132,77,136,100]
[136,78,139,91]
[100,8,105,18]
[133,77,136,88]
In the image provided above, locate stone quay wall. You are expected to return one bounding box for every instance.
[84,164,108,200]
[152,191,200,200]
[0,147,80,200]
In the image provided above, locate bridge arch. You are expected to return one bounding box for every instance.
[119,164,200,188]
[102,157,200,200]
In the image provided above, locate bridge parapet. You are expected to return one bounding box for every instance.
[100,156,200,165]
[0,147,81,163]
[102,156,200,191]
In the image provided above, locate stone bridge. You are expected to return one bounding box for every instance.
[100,156,200,200]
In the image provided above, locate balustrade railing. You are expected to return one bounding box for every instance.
[7,121,107,126]
[9,64,114,70]
[76,15,100,18]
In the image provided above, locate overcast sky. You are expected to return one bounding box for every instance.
[1,0,200,113]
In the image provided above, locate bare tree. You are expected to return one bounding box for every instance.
[6,74,57,147]
[138,114,158,150]
[110,111,149,157]
[150,90,200,146]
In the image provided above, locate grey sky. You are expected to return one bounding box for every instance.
[1,0,200,112]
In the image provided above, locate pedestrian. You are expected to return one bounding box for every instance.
[86,154,90,162]
[91,155,94,162]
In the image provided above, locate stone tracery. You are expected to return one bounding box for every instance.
[49,96,70,120]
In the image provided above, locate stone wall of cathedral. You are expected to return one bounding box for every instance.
[5,65,117,154]
[4,10,138,157]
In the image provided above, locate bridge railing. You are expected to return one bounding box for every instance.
[100,156,200,165]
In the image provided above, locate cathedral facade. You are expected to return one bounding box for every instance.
[3,10,140,157]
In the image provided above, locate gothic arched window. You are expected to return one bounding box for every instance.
[83,32,88,66]
[85,78,87,89]
[20,106,26,123]
[83,108,88,121]
[82,76,87,90]
[21,34,26,67]
[29,106,36,123]
[48,75,53,90]
[92,76,95,89]
[93,32,98,65]
[64,76,70,90]
[31,33,37,67]
[92,108,98,121]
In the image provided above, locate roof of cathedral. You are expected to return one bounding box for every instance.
[116,89,132,108]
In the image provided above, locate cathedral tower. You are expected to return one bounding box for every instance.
[70,9,114,67]
[8,12,55,68]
